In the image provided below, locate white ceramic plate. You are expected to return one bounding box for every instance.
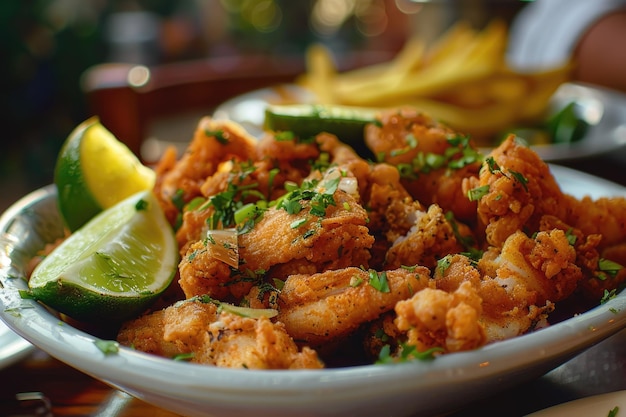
[526,390,626,417]
[213,82,626,162]
[0,321,33,369]
[1,166,626,417]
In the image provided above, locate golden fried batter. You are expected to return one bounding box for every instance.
[118,299,323,369]
[394,281,486,353]
[469,134,569,247]
[110,109,626,369]
[365,107,481,223]
[385,204,464,270]
[277,266,432,347]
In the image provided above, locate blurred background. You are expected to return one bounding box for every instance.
[0,0,529,212]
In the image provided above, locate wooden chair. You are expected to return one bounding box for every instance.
[80,55,306,161]
[80,52,396,162]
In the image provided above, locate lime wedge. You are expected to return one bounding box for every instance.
[29,190,178,322]
[264,103,379,145]
[55,117,156,231]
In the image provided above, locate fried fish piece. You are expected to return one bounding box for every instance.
[118,299,323,369]
[276,266,431,348]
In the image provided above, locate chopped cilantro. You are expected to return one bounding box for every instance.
[436,255,452,276]
[601,289,617,304]
[173,352,195,361]
[171,189,186,211]
[375,328,389,342]
[565,228,578,245]
[277,177,338,218]
[290,218,307,229]
[597,258,623,281]
[203,165,267,232]
[205,129,228,144]
[275,131,295,141]
[368,269,390,293]
[467,185,490,202]
[509,170,529,191]
[444,211,483,261]
[134,199,148,211]
[350,275,363,287]
[394,134,482,179]
[94,339,119,355]
[485,156,501,174]
[376,343,444,364]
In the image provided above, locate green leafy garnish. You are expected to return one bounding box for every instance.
[182,295,278,319]
[94,339,119,355]
[596,259,623,280]
[467,185,489,202]
[205,129,228,144]
[485,156,501,174]
[134,198,148,211]
[396,134,483,179]
[277,177,339,218]
[547,101,589,144]
[368,269,390,293]
[600,289,617,304]
[436,255,452,276]
[173,352,195,361]
[509,170,529,191]
[376,343,444,364]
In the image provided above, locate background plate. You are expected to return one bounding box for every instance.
[0,320,33,370]
[527,390,626,417]
[213,82,626,162]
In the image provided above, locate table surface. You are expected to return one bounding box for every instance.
[3,147,626,417]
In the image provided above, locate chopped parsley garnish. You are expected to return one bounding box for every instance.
[565,228,578,245]
[350,275,364,287]
[509,170,529,191]
[376,343,443,364]
[436,255,452,276]
[395,134,483,179]
[445,211,483,261]
[467,185,490,202]
[94,339,119,355]
[485,156,501,174]
[205,129,228,144]
[481,157,529,191]
[310,152,331,172]
[171,189,186,211]
[600,289,617,304]
[203,164,266,233]
[182,295,278,318]
[277,177,339,218]
[290,218,307,229]
[173,352,195,361]
[275,131,295,141]
[134,199,148,211]
[368,269,390,293]
[596,258,623,280]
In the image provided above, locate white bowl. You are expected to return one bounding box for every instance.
[2,165,626,417]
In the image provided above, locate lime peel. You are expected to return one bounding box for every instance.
[29,190,178,322]
[54,117,156,231]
